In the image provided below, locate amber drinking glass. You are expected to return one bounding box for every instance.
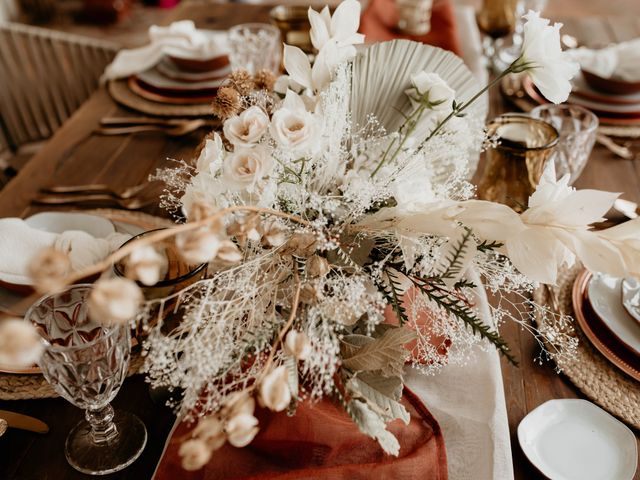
[476,0,519,68]
[477,114,559,212]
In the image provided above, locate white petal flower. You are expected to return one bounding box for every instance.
[0,319,43,368]
[308,0,364,51]
[518,11,579,104]
[259,365,291,412]
[270,90,321,155]
[88,278,143,326]
[284,330,312,360]
[225,413,259,447]
[196,133,225,174]
[125,245,168,286]
[273,74,305,95]
[222,145,274,191]
[176,227,221,264]
[179,439,212,471]
[407,72,456,111]
[222,106,270,147]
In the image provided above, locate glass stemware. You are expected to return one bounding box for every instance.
[476,0,519,69]
[530,104,599,184]
[228,23,282,74]
[477,114,559,212]
[27,285,147,475]
[497,0,549,68]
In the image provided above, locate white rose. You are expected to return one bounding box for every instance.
[408,72,456,111]
[196,133,225,174]
[222,106,270,147]
[222,145,274,191]
[517,11,579,104]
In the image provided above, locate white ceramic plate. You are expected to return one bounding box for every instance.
[622,277,640,323]
[25,211,115,238]
[588,273,640,355]
[518,399,637,480]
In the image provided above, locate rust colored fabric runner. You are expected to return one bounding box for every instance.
[154,388,447,480]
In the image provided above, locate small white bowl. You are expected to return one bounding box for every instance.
[25,212,115,238]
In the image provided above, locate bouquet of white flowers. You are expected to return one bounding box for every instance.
[9,1,639,470]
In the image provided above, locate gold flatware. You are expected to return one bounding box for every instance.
[95,119,209,137]
[596,134,634,160]
[0,418,6,437]
[33,194,155,210]
[0,410,49,434]
[41,182,152,199]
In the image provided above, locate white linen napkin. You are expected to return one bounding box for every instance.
[567,38,640,82]
[102,20,229,81]
[0,218,130,284]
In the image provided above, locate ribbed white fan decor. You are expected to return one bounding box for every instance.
[350,40,486,134]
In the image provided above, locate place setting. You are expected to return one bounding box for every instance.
[1,1,640,480]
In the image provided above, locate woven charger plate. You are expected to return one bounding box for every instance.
[0,209,175,401]
[108,79,213,117]
[534,264,640,429]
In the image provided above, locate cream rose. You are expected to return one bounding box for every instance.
[407,72,456,111]
[223,106,270,147]
[222,145,274,191]
[270,91,320,155]
[516,11,579,104]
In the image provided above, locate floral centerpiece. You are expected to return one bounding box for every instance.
[4,1,640,471]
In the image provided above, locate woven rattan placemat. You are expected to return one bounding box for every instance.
[534,265,640,429]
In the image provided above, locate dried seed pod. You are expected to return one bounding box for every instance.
[228,69,255,95]
[28,247,71,294]
[225,413,259,448]
[88,277,143,326]
[211,86,241,120]
[299,283,322,305]
[125,245,168,286]
[253,68,276,91]
[281,233,317,258]
[179,438,212,471]
[284,330,312,360]
[260,219,288,248]
[0,319,44,368]
[259,365,291,412]
[193,417,226,451]
[176,227,221,264]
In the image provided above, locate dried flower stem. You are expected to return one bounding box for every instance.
[259,266,302,381]
[59,206,313,288]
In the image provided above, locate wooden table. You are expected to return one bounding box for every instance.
[1,2,639,479]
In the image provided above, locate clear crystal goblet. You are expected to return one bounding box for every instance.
[27,284,147,475]
[228,23,282,74]
[531,104,599,184]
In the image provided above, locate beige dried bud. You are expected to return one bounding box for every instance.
[28,247,71,293]
[216,240,243,263]
[192,416,226,451]
[176,227,221,264]
[299,283,322,305]
[225,413,259,448]
[228,68,255,95]
[259,365,291,412]
[253,69,276,91]
[211,86,241,120]
[179,438,212,471]
[125,245,168,286]
[221,391,256,419]
[284,330,312,360]
[281,233,317,258]
[88,277,143,326]
[227,214,261,246]
[260,220,288,248]
[306,255,330,278]
[0,319,44,368]
[186,202,222,230]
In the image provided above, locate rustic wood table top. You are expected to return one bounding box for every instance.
[0,2,638,479]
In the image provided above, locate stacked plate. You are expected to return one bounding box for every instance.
[522,73,640,126]
[572,270,640,381]
[128,53,231,105]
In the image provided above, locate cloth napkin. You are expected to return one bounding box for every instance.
[154,388,447,480]
[360,0,462,56]
[0,218,129,284]
[102,20,229,81]
[567,38,640,82]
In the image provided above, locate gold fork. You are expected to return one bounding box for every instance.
[40,183,151,199]
[33,194,155,210]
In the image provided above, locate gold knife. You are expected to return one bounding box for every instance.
[0,410,49,434]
